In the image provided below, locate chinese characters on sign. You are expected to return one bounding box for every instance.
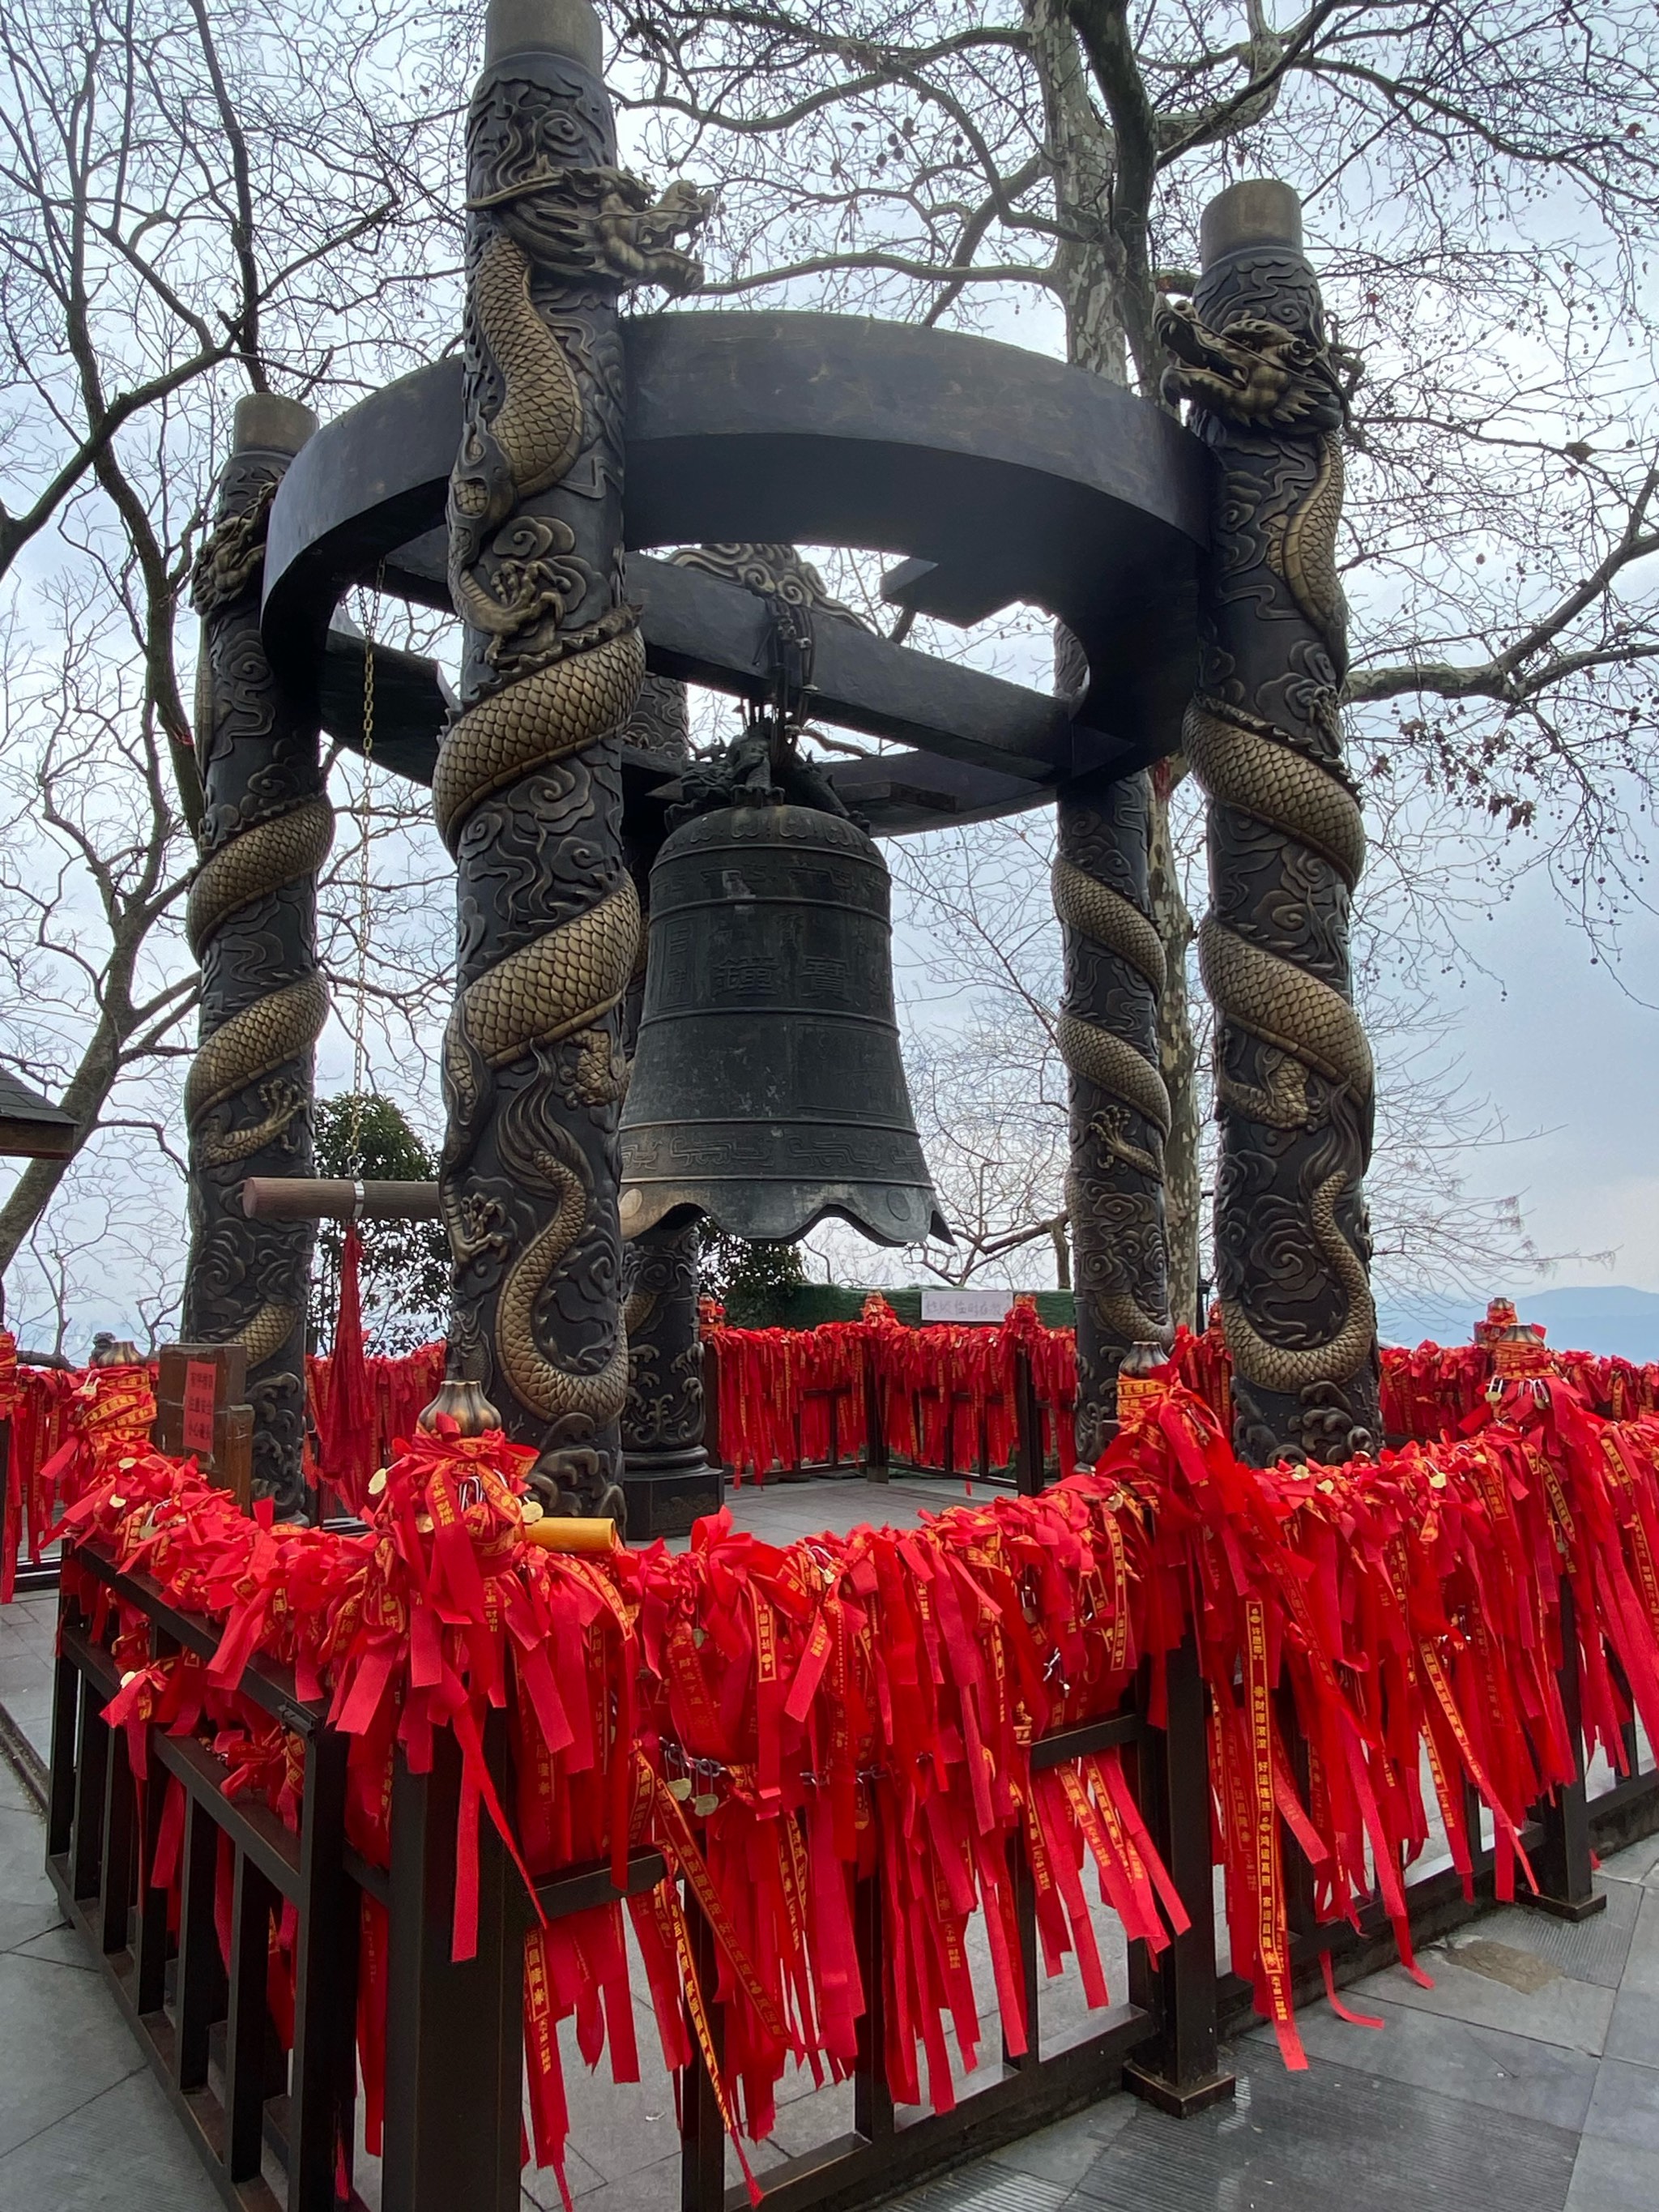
[182,1359,218,1456]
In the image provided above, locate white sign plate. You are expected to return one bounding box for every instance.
[920,1287,1015,1324]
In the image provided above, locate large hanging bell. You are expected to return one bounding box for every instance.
[619,803,949,1245]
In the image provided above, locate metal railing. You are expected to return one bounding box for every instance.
[43,1543,1659,2212]
[48,1545,360,2210]
[705,1340,1060,1497]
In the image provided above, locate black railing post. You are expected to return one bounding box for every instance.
[702,1339,724,1479]
[177,1796,229,2092]
[226,1846,280,2181]
[863,1342,889,1484]
[1277,1685,1317,1949]
[135,1764,170,2018]
[1013,1346,1044,1497]
[853,1871,895,2137]
[679,1892,726,2211]
[48,1588,81,1859]
[1528,1576,1606,1920]
[382,1732,522,2212]
[99,1719,136,1954]
[1124,1638,1235,2115]
[1001,1832,1040,2073]
[70,1666,110,1902]
[288,1725,358,2210]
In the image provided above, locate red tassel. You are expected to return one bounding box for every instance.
[318,1223,377,1511]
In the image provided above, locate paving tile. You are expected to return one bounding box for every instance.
[1563,2132,1657,2212]
[0,1894,65,1961]
[0,1803,62,1955]
[1474,1884,1641,1989]
[0,1805,48,1903]
[762,2073,855,2154]
[985,2098,1134,2188]
[550,2028,690,2182]
[1443,1935,1563,1994]
[893,2167,1068,2211]
[1350,1950,1616,2055]
[561,2150,684,2208]
[0,1951,144,2159]
[1618,1889,1659,1996]
[520,2135,608,2208]
[0,1646,48,1702]
[1073,2056,1579,2212]
[1603,1984,1659,2067]
[1580,2058,1659,2151]
[0,2066,220,2211]
[0,1686,52,1770]
[1243,1992,1602,2133]
[10,1924,92,1971]
[1597,1834,1659,1887]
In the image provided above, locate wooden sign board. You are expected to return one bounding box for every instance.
[152,1343,254,1512]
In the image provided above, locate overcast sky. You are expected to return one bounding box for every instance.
[1440,860,1659,1295]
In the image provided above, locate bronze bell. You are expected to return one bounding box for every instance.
[620,803,949,1246]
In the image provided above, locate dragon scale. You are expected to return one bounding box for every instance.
[181,401,330,1512]
[1053,763,1175,1452]
[1162,181,1380,1461]
[435,27,705,1511]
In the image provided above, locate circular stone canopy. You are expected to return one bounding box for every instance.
[262,312,1209,835]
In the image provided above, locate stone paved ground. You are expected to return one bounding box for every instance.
[2,1471,1656,2211]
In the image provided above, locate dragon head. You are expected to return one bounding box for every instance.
[1156,299,1346,433]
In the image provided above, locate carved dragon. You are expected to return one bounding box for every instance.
[185,481,331,1435]
[439,130,706,1463]
[1051,808,1175,1397]
[1160,278,1377,1420]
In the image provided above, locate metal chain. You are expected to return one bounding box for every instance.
[346,563,383,1179]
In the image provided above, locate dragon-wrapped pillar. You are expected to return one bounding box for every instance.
[617,675,720,1538]
[1159,181,1379,1463]
[184,394,331,1517]
[1054,767,1173,1458]
[432,0,706,1510]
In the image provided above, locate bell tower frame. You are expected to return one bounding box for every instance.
[209,0,1379,1513]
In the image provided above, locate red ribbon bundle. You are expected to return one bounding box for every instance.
[1104,1362,1659,2057]
[32,1351,1659,2200]
[707,1305,1077,1484]
[305,1336,446,1499]
[53,1420,1188,2199]
[312,1224,378,1512]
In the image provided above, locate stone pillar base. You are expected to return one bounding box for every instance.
[621,1448,722,1541]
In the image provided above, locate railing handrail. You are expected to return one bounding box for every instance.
[70,1536,326,1736]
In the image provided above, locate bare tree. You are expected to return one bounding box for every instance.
[11,1142,187,1357]
[8,0,1657,1337]
[880,761,1578,1317]
[0,573,459,1344]
[903,1027,1071,1290]
[0,0,465,1317]
[0,583,196,1281]
[606,0,1659,1289]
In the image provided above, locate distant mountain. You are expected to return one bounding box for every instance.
[1378,1284,1659,1365]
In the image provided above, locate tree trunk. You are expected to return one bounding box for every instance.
[1050,1218,1072,1290]
[1026,0,1127,383]
[0,1021,122,1280]
[1030,0,1205,1329]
